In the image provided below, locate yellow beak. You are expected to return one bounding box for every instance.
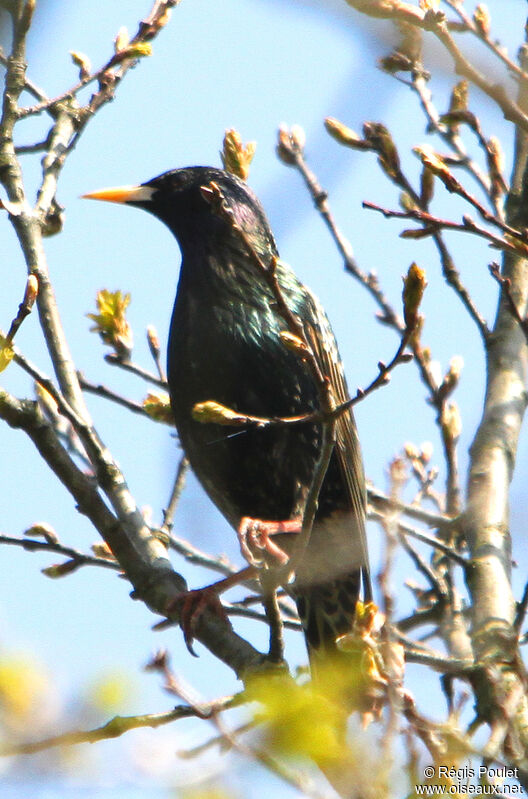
[81,185,154,204]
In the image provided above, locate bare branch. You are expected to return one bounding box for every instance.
[78,372,150,417]
[1,694,239,756]
[104,353,167,388]
[346,1,528,132]
[0,532,121,571]
[443,0,527,82]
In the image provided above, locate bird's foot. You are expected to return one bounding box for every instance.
[171,586,227,656]
[168,566,256,656]
[238,517,301,567]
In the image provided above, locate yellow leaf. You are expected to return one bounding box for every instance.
[87,289,133,358]
[143,392,174,425]
[192,400,250,426]
[246,672,349,766]
[221,129,256,182]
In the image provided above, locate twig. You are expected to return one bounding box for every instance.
[345,1,528,132]
[194,335,412,435]
[146,325,166,382]
[4,274,37,343]
[364,200,528,259]
[489,261,528,341]
[0,532,121,571]
[225,602,301,631]
[234,588,298,615]
[443,0,527,82]
[0,695,238,757]
[14,139,49,155]
[161,454,189,532]
[257,577,286,660]
[164,532,239,577]
[514,581,528,636]
[404,646,473,675]
[105,353,167,388]
[177,720,256,759]
[410,72,494,201]
[396,604,442,634]
[397,530,448,597]
[78,372,149,416]
[369,508,467,566]
[367,484,455,529]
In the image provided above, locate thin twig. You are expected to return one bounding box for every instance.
[0,695,238,757]
[105,353,167,388]
[78,373,150,416]
[397,530,448,597]
[0,533,121,571]
[146,325,166,382]
[367,485,455,529]
[345,1,528,132]
[514,581,528,636]
[4,275,37,343]
[404,646,472,675]
[364,200,528,259]
[369,508,467,567]
[161,454,189,532]
[410,72,494,202]
[489,261,528,341]
[443,0,527,82]
[164,532,239,577]
[226,602,301,631]
[15,139,49,154]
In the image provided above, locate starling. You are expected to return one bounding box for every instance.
[83,167,371,660]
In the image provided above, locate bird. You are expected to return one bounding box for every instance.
[83,166,371,662]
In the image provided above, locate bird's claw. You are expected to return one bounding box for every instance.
[169,587,228,656]
[238,517,301,567]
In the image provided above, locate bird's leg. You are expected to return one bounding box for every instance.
[238,517,302,567]
[169,565,257,656]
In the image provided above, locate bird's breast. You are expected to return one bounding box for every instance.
[166,284,322,524]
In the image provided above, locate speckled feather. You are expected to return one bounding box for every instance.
[130,167,371,657]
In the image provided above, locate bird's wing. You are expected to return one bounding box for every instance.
[302,300,372,601]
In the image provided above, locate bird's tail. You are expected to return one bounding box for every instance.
[293,568,363,664]
[291,508,371,665]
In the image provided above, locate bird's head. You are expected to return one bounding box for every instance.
[82,166,277,259]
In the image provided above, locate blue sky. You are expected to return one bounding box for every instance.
[1,1,528,796]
